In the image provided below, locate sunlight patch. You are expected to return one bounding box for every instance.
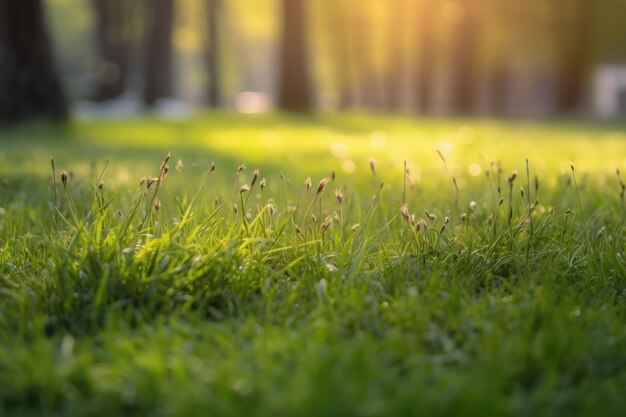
[370,131,387,149]
[331,143,347,158]
[468,163,481,176]
[342,160,356,174]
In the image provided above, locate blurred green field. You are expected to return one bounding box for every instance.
[1,113,626,417]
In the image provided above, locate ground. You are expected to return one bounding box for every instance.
[1,113,626,416]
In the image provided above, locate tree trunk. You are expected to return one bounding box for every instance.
[93,0,131,101]
[489,63,509,116]
[206,0,221,107]
[143,0,174,107]
[414,0,434,113]
[449,0,478,114]
[386,0,408,111]
[555,0,594,114]
[330,0,354,109]
[278,0,312,112]
[0,0,68,124]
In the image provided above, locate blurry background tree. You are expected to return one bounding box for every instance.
[93,0,133,101]
[205,0,221,107]
[0,0,67,123]
[278,0,311,112]
[2,0,626,124]
[143,0,175,106]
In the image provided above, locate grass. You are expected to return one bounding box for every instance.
[1,112,626,416]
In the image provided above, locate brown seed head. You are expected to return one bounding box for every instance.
[331,170,336,181]
[416,218,427,232]
[146,177,158,189]
[60,170,68,188]
[208,162,216,175]
[321,216,332,231]
[369,158,376,175]
[304,177,312,192]
[251,169,260,188]
[260,178,266,191]
[460,212,467,222]
[508,171,517,185]
[240,184,250,193]
[335,188,344,204]
[400,204,410,222]
[316,178,330,196]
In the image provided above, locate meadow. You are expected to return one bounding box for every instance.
[1,113,626,416]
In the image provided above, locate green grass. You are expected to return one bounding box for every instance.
[1,112,626,416]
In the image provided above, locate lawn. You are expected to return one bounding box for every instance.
[1,112,626,416]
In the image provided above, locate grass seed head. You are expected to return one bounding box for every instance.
[461,212,467,222]
[240,184,250,193]
[251,169,260,188]
[208,162,216,174]
[260,178,266,191]
[508,171,517,185]
[351,223,360,231]
[400,204,410,222]
[335,188,344,204]
[176,159,183,173]
[369,158,376,176]
[98,181,104,190]
[316,178,330,196]
[304,177,312,192]
[331,170,336,181]
[146,177,158,189]
[416,218,427,232]
[321,216,332,231]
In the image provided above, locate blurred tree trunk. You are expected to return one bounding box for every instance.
[93,0,130,101]
[330,0,354,109]
[489,63,509,116]
[0,0,68,123]
[143,0,174,107]
[554,0,594,114]
[278,0,312,112]
[386,0,408,111]
[449,0,478,114]
[414,0,434,113]
[206,0,221,107]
